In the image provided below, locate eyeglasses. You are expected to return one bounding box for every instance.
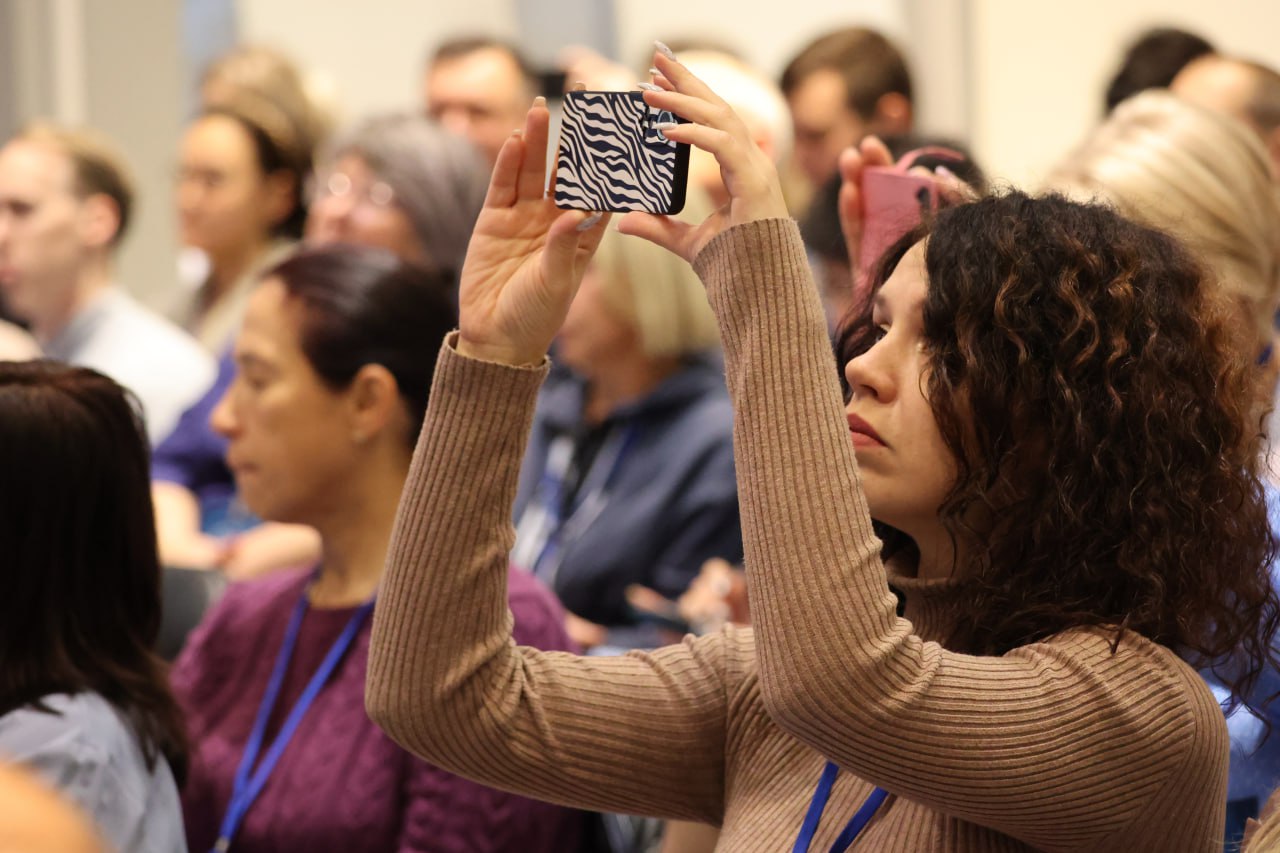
[309,171,396,209]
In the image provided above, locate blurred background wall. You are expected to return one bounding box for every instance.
[0,0,1275,309]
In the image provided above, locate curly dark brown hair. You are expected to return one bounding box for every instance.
[838,190,1279,716]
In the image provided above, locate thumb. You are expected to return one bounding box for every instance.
[541,210,602,289]
[616,212,696,262]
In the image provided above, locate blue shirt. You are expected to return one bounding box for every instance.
[0,692,186,853]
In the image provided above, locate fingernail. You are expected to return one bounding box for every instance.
[637,82,663,92]
[655,40,676,60]
[576,213,602,232]
[533,95,547,108]
[654,121,678,130]
[648,67,661,76]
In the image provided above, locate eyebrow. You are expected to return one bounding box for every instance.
[234,351,274,372]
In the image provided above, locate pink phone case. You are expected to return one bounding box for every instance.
[859,168,938,281]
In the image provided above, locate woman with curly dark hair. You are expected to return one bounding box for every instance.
[0,361,187,852]
[366,49,1279,850]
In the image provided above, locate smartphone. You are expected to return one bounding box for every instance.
[554,90,690,215]
[858,168,937,280]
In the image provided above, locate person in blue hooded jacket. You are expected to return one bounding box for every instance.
[511,193,743,653]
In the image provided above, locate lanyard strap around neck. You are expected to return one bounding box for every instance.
[793,762,889,853]
[511,422,640,581]
[212,585,375,852]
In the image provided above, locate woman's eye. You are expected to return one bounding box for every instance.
[872,323,890,343]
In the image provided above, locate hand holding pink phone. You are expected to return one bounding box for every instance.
[858,147,965,282]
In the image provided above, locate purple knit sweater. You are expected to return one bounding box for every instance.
[173,566,582,852]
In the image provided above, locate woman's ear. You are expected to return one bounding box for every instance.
[346,363,400,445]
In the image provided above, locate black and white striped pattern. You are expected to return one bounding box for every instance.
[554,91,684,214]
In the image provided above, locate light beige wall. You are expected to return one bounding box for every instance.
[970,0,1280,188]
[0,0,183,311]
[82,0,184,310]
[613,0,907,79]
[234,0,516,123]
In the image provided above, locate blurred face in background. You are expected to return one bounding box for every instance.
[305,154,425,264]
[425,47,530,165]
[176,115,282,261]
[787,69,866,191]
[0,140,92,334]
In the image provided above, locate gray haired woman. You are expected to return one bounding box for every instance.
[306,112,490,275]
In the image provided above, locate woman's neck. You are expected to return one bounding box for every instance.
[907,527,962,581]
[582,353,681,425]
[307,447,411,608]
[205,237,272,302]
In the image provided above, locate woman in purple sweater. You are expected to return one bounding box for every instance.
[172,244,580,852]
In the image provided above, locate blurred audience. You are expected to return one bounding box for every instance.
[1102,26,1214,112]
[779,27,913,207]
[424,36,537,165]
[173,95,312,353]
[153,113,486,580]
[0,123,213,442]
[201,43,337,151]
[174,244,580,852]
[1173,53,1280,176]
[511,220,742,652]
[308,112,489,273]
[0,362,187,852]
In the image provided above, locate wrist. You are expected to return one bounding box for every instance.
[454,334,545,367]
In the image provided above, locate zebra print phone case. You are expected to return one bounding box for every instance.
[554,90,690,215]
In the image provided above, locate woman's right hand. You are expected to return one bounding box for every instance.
[835,136,895,278]
[456,98,609,367]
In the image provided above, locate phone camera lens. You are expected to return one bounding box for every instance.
[654,110,677,143]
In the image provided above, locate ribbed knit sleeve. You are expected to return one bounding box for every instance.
[694,219,1228,850]
[366,333,739,824]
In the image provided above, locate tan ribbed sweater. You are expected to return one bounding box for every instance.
[367,219,1228,851]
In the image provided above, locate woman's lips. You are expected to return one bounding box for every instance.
[847,412,886,448]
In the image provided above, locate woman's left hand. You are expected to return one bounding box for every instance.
[618,48,789,262]
[456,98,609,367]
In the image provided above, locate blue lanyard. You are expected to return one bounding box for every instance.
[211,585,375,852]
[513,422,640,581]
[793,762,889,853]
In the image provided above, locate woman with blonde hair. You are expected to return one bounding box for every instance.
[510,195,742,652]
[1048,88,1280,844]
[1048,89,1280,383]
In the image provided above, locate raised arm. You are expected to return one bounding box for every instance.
[621,49,1223,847]
[365,96,740,823]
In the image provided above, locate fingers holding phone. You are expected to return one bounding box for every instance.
[456,98,609,367]
[616,46,789,263]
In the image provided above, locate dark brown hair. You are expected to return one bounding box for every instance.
[780,27,913,120]
[1104,27,1214,113]
[837,191,1279,715]
[0,362,187,780]
[265,243,458,445]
